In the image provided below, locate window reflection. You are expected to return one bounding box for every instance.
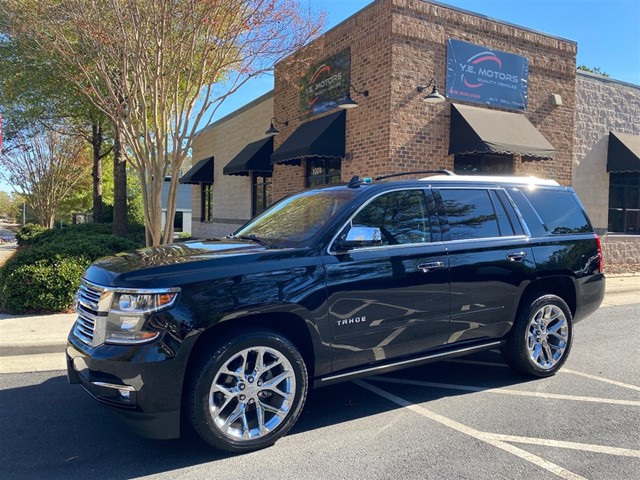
[235,189,357,248]
[351,190,430,245]
[440,189,500,240]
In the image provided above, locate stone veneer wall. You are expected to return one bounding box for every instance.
[573,71,640,230]
[573,71,640,273]
[601,236,640,274]
[190,92,273,238]
[273,0,576,201]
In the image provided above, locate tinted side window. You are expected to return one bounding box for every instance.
[521,189,592,234]
[352,190,430,245]
[439,189,500,240]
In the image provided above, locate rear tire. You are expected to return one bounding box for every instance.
[502,294,573,377]
[186,329,308,452]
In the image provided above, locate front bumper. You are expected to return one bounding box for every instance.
[66,333,188,440]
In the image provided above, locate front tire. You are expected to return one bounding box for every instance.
[502,294,573,377]
[186,329,308,452]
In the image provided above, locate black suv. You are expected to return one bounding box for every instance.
[67,173,605,452]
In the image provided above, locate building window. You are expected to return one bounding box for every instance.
[174,211,183,232]
[306,158,342,187]
[454,154,513,175]
[608,172,640,234]
[201,184,213,222]
[253,174,272,216]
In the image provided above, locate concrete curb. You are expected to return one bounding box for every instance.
[0,313,75,357]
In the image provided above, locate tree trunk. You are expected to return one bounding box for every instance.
[91,121,104,223]
[112,123,127,237]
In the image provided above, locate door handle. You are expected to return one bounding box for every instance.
[417,261,446,273]
[507,252,527,262]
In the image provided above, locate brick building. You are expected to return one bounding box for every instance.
[183,0,639,271]
[270,0,576,200]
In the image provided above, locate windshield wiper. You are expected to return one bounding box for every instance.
[236,234,273,248]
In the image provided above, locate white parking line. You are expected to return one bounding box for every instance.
[368,376,640,407]
[355,380,588,480]
[481,433,640,458]
[444,360,640,392]
[561,368,640,392]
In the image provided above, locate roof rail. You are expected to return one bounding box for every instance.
[375,170,455,181]
[423,174,560,186]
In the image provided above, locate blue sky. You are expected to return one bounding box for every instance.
[2,0,638,193]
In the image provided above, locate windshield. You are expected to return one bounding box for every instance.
[233,188,358,248]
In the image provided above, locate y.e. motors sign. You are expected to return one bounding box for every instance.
[446,39,529,111]
[300,48,351,119]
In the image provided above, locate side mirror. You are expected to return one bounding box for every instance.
[336,226,382,252]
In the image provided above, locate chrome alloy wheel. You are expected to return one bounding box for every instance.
[208,346,296,441]
[526,304,569,370]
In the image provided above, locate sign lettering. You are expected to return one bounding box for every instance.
[446,39,529,110]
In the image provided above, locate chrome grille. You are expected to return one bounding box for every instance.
[73,281,109,347]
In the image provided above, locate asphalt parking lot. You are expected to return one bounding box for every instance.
[1,300,638,480]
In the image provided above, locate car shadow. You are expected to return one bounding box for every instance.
[0,351,534,480]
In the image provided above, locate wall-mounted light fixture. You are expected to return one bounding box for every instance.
[265,117,289,136]
[417,77,446,103]
[338,84,370,109]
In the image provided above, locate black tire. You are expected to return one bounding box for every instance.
[186,329,308,452]
[502,294,573,377]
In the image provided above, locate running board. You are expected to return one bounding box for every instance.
[315,340,504,388]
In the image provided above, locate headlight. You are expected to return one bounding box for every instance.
[96,288,180,345]
[116,292,177,313]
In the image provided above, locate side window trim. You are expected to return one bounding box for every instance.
[495,189,526,236]
[508,187,549,236]
[489,189,520,237]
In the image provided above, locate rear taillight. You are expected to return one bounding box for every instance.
[595,233,603,273]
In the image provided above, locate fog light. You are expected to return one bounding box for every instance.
[120,316,143,331]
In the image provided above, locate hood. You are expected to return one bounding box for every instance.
[84,238,286,288]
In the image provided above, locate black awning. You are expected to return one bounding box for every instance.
[223,137,273,177]
[179,157,213,184]
[607,131,640,172]
[449,104,555,159]
[271,110,346,165]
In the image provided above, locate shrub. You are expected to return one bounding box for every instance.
[1,256,89,313]
[15,223,48,246]
[0,223,145,313]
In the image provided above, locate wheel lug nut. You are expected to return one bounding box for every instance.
[257,380,263,387]
[248,377,254,383]
[239,395,246,401]
[249,398,255,404]
[239,383,245,390]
